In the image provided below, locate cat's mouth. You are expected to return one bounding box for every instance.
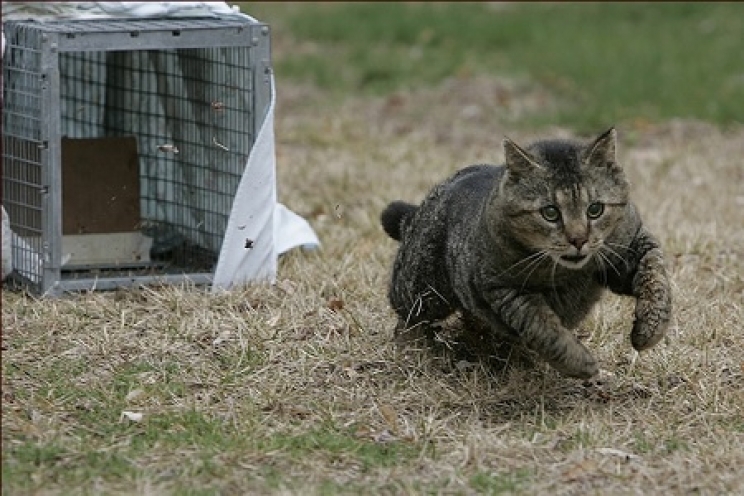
[561,254,587,263]
[557,254,590,268]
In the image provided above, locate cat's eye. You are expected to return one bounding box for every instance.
[586,202,605,219]
[540,205,561,222]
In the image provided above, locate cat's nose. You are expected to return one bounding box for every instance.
[568,235,588,250]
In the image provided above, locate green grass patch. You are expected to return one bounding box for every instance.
[3,406,420,493]
[5,414,206,490]
[260,427,419,470]
[470,468,532,494]
[3,442,139,491]
[633,430,655,454]
[248,2,744,131]
[664,436,690,454]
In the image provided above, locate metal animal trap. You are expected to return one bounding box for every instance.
[2,16,272,295]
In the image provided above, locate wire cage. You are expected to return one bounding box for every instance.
[2,16,272,296]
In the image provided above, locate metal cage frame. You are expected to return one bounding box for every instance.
[2,16,272,295]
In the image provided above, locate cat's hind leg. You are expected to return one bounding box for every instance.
[388,251,458,342]
[390,282,456,343]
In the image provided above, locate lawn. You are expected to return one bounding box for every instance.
[247,2,744,131]
[2,3,743,495]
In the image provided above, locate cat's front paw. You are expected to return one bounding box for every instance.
[631,298,671,351]
[528,326,599,379]
[630,282,672,351]
[630,246,672,351]
[550,354,599,380]
[545,339,599,379]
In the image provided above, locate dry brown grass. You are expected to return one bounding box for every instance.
[3,77,743,495]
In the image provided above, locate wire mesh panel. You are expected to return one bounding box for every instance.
[2,17,272,295]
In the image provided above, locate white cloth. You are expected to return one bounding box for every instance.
[1,2,239,21]
[213,75,320,289]
[1,207,13,280]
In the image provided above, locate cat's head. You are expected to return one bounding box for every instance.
[495,128,629,270]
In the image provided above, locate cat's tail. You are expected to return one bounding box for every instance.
[380,201,417,241]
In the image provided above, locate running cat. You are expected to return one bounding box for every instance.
[380,128,672,378]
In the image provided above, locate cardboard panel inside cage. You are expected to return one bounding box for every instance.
[62,136,141,235]
[61,136,151,266]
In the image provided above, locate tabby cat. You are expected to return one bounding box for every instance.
[380,128,671,379]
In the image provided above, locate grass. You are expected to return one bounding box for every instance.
[3,2,744,495]
[247,2,744,131]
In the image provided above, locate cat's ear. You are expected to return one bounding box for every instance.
[503,137,541,178]
[583,127,617,168]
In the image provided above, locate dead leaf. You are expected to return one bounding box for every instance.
[327,297,344,312]
[562,459,598,482]
[212,331,231,346]
[28,409,43,424]
[287,405,312,418]
[631,383,653,398]
[342,366,358,379]
[125,389,144,402]
[120,411,144,423]
[379,404,398,433]
[596,447,641,461]
[276,279,296,295]
[372,429,397,443]
[354,425,373,439]
[455,360,477,371]
[384,93,406,112]
[267,314,281,327]
[2,382,15,403]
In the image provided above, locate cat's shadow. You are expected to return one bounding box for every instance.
[394,313,540,375]
[392,314,660,414]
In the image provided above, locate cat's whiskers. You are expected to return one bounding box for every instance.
[601,243,632,271]
[497,250,550,278]
[549,257,565,313]
[517,250,552,293]
[592,250,609,285]
[410,296,423,317]
[605,241,639,258]
[597,247,623,277]
[425,284,450,305]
